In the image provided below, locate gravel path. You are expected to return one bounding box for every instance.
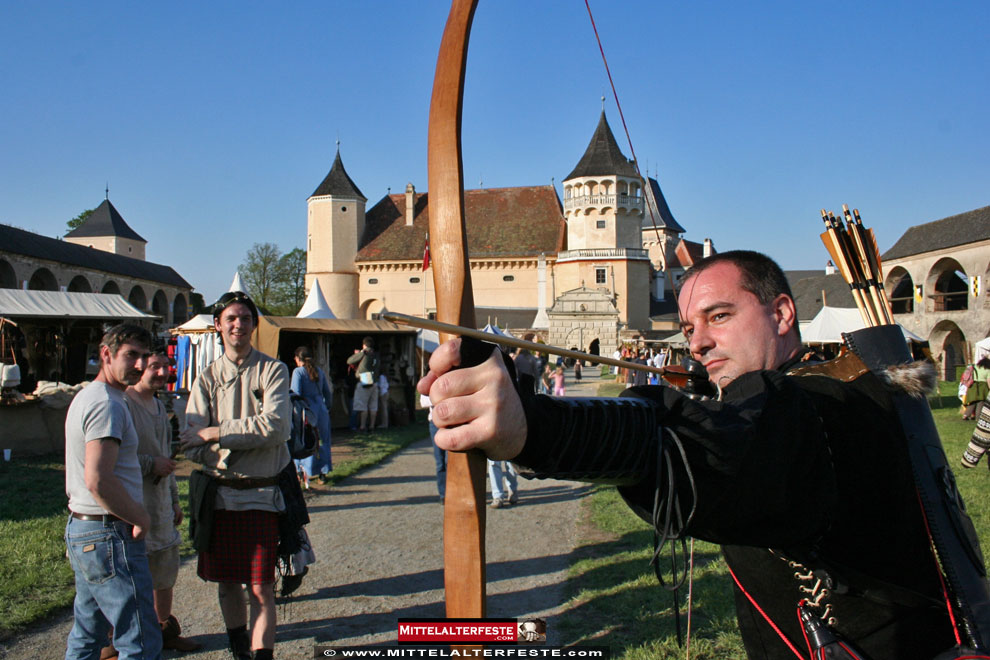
[1,371,602,659]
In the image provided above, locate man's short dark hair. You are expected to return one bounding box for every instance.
[212,291,259,325]
[362,336,375,349]
[681,250,794,306]
[100,324,152,356]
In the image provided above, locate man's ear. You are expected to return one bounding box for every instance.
[772,294,797,336]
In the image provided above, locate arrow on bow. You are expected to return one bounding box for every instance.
[428,0,487,620]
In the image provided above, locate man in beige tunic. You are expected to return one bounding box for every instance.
[124,350,200,653]
[180,292,290,660]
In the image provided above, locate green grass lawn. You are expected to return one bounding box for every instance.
[0,414,428,640]
[557,380,989,659]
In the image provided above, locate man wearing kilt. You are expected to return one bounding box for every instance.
[181,292,290,660]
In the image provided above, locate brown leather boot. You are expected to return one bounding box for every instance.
[161,615,202,652]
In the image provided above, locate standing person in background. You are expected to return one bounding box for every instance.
[125,349,200,654]
[63,323,161,660]
[420,393,445,503]
[512,335,540,394]
[552,365,565,397]
[347,337,380,432]
[488,458,518,509]
[961,356,990,467]
[181,292,290,660]
[377,372,390,429]
[573,359,582,382]
[540,363,552,395]
[291,346,333,485]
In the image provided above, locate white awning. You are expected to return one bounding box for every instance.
[802,306,922,344]
[0,289,153,320]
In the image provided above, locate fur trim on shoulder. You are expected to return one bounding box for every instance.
[879,360,936,398]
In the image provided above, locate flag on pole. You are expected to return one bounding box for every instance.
[422,233,431,271]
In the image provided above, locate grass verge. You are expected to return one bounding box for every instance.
[558,380,988,659]
[0,413,428,639]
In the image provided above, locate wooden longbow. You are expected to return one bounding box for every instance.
[427,0,487,620]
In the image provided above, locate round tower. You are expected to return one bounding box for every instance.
[305,148,367,320]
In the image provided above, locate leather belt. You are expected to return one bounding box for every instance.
[71,512,124,523]
[214,475,279,489]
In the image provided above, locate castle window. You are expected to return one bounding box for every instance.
[410,277,421,284]
[503,275,514,282]
[341,206,348,212]
[596,220,606,229]
[369,278,379,285]
[595,268,607,285]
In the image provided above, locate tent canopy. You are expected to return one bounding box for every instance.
[174,313,214,332]
[976,337,990,363]
[252,316,415,358]
[802,306,923,344]
[297,280,336,319]
[0,289,152,320]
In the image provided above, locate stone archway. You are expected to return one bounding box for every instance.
[67,275,92,293]
[929,320,967,381]
[151,290,169,320]
[128,285,147,311]
[360,298,383,320]
[886,266,914,315]
[172,293,189,325]
[102,281,121,295]
[926,258,968,312]
[28,267,58,291]
[0,259,16,288]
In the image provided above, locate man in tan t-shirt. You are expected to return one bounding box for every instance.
[125,350,200,653]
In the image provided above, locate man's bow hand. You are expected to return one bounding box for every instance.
[417,338,526,460]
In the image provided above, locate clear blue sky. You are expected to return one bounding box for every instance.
[2,1,987,304]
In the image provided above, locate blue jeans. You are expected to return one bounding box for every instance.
[64,516,162,660]
[488,460,517,501]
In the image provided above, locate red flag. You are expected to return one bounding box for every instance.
[422,233,431,271]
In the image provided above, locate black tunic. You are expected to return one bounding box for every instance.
[514,360,956,660]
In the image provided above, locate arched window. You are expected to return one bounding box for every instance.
[152,290,168,319]
[102,281,121,295]
[885,267,913,314]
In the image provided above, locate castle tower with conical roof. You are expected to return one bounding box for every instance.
[305,148,367,320]
[64,198,147,260]
[556,111,651,329]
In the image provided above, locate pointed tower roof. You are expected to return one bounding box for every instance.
[642,176,685,234]
[310,149,366,200]
[64,198,146,242]
[565,111,638,180]
[296,280,336,319]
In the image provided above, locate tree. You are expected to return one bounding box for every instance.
[277,248,307,315]
[239,242,284,311]
[67,208,94,233]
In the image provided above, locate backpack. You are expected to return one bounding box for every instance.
[288,394,319,459]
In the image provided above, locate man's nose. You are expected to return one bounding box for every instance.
[688,325,713,357]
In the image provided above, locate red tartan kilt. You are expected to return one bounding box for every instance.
[197,509,279,584]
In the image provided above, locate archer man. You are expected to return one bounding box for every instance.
[419,250,961,660]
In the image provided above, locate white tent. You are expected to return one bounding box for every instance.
[0,289,152,320]
[975,337,990,363]
[802,306,923,344]
[174,313,214,332]
[229,272,247,293]
[417,328,440,353]
[481,323,515,338]
[296,280,336,319]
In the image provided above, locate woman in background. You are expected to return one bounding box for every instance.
[291,346,333,486]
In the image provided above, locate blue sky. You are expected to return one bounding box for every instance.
[1,1,987,304]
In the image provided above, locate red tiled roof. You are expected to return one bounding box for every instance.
[671,239,706,269]
[357,186,566,262]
